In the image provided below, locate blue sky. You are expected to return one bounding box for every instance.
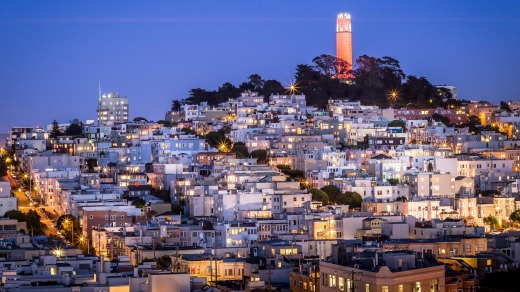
[1,1,519,132]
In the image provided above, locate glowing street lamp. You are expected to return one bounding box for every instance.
[23,173,32,195]
[54,248,63,257]
[79,236,89,254]
[287,82,299,94]
[388,90,399,107]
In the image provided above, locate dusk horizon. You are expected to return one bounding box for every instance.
[1,1,519,132]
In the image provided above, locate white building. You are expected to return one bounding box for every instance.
[97,92,129,126]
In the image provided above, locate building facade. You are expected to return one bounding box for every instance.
[97,92,129,126]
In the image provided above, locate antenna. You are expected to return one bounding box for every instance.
[98,80,102,99]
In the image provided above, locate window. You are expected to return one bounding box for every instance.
[398,284,403,292]
[328,274,336,287]
[430,279,438,292]
[382,286,389,292]
[365,283,370,292]
[338,277,345,291]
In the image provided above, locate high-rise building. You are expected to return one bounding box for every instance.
[97,92,129,126]
[336,12,353,78]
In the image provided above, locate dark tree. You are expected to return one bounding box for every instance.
[312,54,350,77]
[320,185,341,203]
[310,188,329,205]
[133,117,148,122]
[157,120,171,127]
[295,64,321,85]
[341,191,363,209]
[231,143,249,159]
[85,158,97,171]
[57,214,80,231]
[5,210,47,235]
[387,120,407,132]
[431,114,451,126]
[205,132,225,148]
[250,149,268,164]
[500,101,512,112]
[50,120,61,139]
[259,80,286,102]
[132,198,147,208]
[510,210,520,223]
[171,100,183,111]
[65,123,83,136]
[395,196,407,202]
[248,74,264,90]
[387,178,400,186]
[0,156,7,177]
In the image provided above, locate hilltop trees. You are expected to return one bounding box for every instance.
[180,54,446,111]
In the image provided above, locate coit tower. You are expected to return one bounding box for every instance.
[336,12,353,75]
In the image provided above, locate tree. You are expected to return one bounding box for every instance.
[0,156,7,177]
[157,120,171,127]
[50,119,61,139]
[56,214,80,231]
[205,131,224,148]
[337,191,363,209]
[65,123,83,136]
[395,196,407,202]
[500,101,512,112]
[483,215,499,230]
[85,158,97,172]
[132,198,147,208]
[171,99,183,111]
[259,79,285,102]
[156,255,172,269]
[310,188,329,205]
[5,210,47,235]
[387,178,400,186]
[427,162,434,172]
[312,54,350,78]
[250,149,268,164]
[509,210,520,223]
[387,120,407,132]
[431,113,451,126]
[247,74,264,90]
[133,117,148,122]
[320,185,342,204]
[480,190,500,197]
[231,143,249,159]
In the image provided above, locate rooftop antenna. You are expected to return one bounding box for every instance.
[98,80,102,99]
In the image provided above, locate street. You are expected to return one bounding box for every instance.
[7,171,58,236]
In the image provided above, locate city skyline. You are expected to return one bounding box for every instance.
[1,1,520,132]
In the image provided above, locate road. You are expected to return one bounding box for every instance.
[7,171,58,236]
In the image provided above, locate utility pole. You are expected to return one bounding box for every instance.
[267,258,272,292]
[97,224,101,258]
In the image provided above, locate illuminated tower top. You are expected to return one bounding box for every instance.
[336,12,351,33]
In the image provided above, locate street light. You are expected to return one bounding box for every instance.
[23,173,32,196]
[79,236,89,254]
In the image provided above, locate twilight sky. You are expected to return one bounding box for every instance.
[1,1,519,133]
